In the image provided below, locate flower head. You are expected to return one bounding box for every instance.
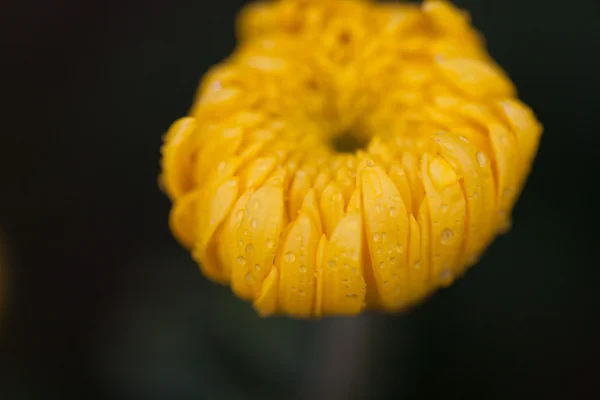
[160,0,542,317]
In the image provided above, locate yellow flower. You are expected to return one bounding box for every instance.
[160,0,542,318]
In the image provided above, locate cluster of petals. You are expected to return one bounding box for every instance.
[160,0,543,317]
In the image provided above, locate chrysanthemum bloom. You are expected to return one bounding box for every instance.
[160,0,542,318]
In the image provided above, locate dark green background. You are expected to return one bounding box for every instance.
[2,0,599,399]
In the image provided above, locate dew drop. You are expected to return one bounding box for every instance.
[284,252,296,263]
[440,204,449,212]
[299,265,307,273]
[458,136,469,143]
[382,232,387,241]
[390,257,396,264]
[413,261,421,269]
[389,207,398,217]
[366,159,375,167]
[473,191,479,200]
[377,247,383,255]
[252,199,262,209]
[438,269,453,283]
[441,228,453,244]
[476,152,487,167]
[328,260,336,268]
[254,264,261,271]
[265,239,275,249]
[236,210,245,218]
[236,256,246,265]
[373,232,381,242]
[443,142,455,151]
[379,262,385,269]
[396,244,404,254]
[343,278,349,283]
[376,204,383,213]
[251,219,258,228]
[346,293,359,299]
[244,272,254,282]
[245,244,254,254]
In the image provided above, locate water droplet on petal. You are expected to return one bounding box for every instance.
[439,269,452,283]
[366,159,375,167]
[390,257,396,264]
[389,207,398,217]
[265,239,275,248]
[373,233,381,242]
[251,219,258,228]
[284,252,296,263]
[328,260,336,268]
[458,136,469,143]
[413,261,421,269]
[244,272,254,282]
[379,262,385,269]
[236,210,245,218]
[441,228,453,244]
[299,265,307,273]
[245,244,254,254]
[476,152,487,167]
[236,256,246,265]
[254,264,261,271]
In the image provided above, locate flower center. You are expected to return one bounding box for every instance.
[329,130,370,153]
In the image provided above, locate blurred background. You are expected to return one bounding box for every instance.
[2,0,599,399]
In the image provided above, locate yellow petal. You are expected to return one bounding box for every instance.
[436,58,515,99]
[406,214,429,303]
[160,117,197,200]
[194,178,240,282]
[168,189,202,249]
[253,266,279,317]
[319,182,346,238]
[488,121,520,231]
[401,152,425,212]
[288,167,316,219]
[361,165,410,310]
[239,156,278,190]
[231,176,285,298]
[421,154,466,287]
[217,189,254,287]
[277,210,319,317]
[314,234,328,318]
[388,163,413,214]
[416,196,432,293]
[433,132,495,267]
[496,99,543,166]
[322,212,366,316]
